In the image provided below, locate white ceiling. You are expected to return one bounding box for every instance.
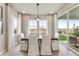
[10,3,66,15]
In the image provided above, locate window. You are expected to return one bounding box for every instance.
[12,16,18,34]
[68,6,79,51]
[28,19,37,35]
[39,20,48,35]
[57,14,68,45]
[28,16,48,35]
[58,6,79,53]
[58,20,67,29]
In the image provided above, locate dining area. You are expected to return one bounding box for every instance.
[20,34,59,56]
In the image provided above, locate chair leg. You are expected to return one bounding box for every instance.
[51,40,53,54]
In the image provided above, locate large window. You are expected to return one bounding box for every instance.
[58,20,67,31]
[58,5,79,52]
[28,19,37,35]
[57,14,68,45]
[39,19,48,35]
[28,16,48,35]
[12,16,18,34]
[69,20,79,33]
[68,6,79,52]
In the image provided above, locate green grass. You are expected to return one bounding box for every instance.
[58,34,67,41]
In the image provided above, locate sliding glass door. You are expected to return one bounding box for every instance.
[58,5,79,52]
[68,6,79,52]
[57,14,68,46]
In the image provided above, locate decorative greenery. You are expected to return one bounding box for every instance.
[74,28,79,36]
[58,34,67,41]
[70,26,79,36]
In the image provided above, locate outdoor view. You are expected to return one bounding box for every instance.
[58,19,79,44]
[28,17,48,36]
[58,5,79,52]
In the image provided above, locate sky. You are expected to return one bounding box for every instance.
[13,18,79,29]
[29,19,47,29]
[58,19,79,28]
[28,19,79,29]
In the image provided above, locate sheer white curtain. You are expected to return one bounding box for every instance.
[17,13,21,34]
[21,14,29,38]
[48,15,52,37]
[54,14,58,38]
[48,14,57,38]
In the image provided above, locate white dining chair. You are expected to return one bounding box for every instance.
[28,35,39,56]
[41,35,52,55]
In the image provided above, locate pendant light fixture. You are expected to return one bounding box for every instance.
[36,3,39,21]
[36,3,40,37]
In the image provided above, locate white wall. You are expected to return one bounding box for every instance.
[0,3,7,52]
[7,4,21,50]
[7,4,13,50]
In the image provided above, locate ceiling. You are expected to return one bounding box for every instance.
[69,6,79,19]
[59,5,79,19]
[10,3,66,15]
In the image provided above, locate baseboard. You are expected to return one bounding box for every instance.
[0,49,8,55]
